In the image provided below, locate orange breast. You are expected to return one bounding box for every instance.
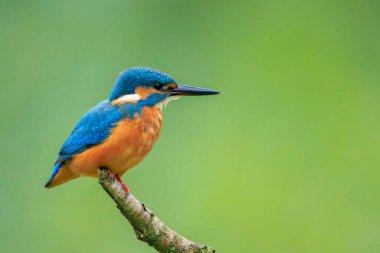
[69,106,162,177]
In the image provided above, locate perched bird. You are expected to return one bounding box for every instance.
[45,67,220,190]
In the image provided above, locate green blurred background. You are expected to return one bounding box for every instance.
[1,0,379,252]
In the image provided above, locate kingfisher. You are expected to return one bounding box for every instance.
[45,67,220,190]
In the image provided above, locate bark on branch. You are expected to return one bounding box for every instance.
[98,168,215,253]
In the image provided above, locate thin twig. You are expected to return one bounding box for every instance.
[98,168,215,253]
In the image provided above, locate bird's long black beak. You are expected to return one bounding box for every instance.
[169,84,221,96]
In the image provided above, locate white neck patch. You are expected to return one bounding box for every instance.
[111,94,141,105]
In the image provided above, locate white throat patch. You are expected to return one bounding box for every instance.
[157,96,181,110]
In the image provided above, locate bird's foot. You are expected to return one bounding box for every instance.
[115,174,129,193]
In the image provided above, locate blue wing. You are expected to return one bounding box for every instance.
[56,100,123,162]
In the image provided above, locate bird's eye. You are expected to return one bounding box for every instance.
[154,83,164,90]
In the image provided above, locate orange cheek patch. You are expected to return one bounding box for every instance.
[167,83,177,89]
[135,87,158,99]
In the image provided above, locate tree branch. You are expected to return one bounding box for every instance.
[98,168,215,253]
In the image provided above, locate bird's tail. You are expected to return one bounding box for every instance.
[45,162,79,188]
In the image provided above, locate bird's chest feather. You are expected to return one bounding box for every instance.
[70,106,162,176]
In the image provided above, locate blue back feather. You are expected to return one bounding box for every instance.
[57,101,121,161]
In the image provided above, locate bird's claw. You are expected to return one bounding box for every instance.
[115,174,129,193]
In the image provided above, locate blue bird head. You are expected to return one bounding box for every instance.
[109,67,220,107]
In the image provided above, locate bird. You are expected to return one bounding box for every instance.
[45,67,220,190]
